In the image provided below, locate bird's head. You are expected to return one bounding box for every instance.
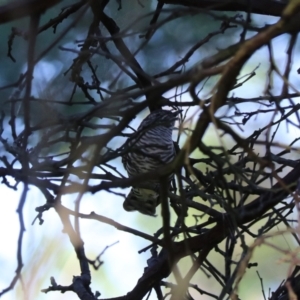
[139,109,182,130]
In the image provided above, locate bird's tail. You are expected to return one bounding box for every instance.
[123,188,159,215]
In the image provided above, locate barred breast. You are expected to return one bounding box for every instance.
[122,109,180,215]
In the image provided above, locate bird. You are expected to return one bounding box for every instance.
[122,109,181,215]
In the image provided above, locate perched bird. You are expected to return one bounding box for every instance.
[122,109,181,215]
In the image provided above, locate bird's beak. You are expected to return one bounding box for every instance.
[171,109,183,121]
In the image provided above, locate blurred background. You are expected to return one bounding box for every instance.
[0,0,299,299]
